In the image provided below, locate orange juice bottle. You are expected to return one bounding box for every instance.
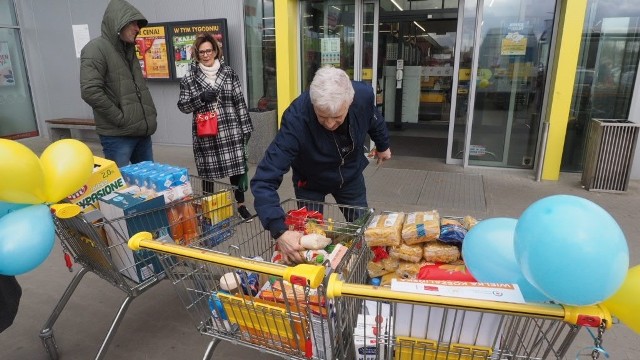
[166,206,184,244]
[180,203,199,244]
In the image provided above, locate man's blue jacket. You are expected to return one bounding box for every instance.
[250,81,390,237]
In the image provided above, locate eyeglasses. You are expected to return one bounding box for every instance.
[198,49,214,56]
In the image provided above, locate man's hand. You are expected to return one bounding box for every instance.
[276,231,304,264]
[376,148,392,165]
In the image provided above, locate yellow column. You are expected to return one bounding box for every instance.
[541,0,588,180]
[274,0,300,126]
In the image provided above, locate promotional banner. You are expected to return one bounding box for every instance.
[135,25,170,79]
[169,19,229,79]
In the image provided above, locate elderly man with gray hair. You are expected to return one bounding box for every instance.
[251,66,391,264]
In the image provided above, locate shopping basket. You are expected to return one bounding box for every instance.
[127,198,373,360]
[39,175,238,360]
[324,252,613,360]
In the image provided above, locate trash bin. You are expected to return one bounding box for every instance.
[247,110,277,165]
[581,118,640,192]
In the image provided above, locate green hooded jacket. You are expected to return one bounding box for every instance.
[80,0,157,137]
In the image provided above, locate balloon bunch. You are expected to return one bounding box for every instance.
[0,139,94,275]
[462,195,639,334]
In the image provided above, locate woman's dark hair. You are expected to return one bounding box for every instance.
[192,33,223,62]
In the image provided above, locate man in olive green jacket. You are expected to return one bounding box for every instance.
[80,0,157,167]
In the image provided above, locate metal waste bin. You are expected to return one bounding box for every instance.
[581,118,640,192]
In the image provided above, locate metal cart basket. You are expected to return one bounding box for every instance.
[324,246,613,360]
[40,176,237,360]
[128,198,373,360]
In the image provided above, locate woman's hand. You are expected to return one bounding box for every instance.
[276,231,304,264]
[199,90,216,103]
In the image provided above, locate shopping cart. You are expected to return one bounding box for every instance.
[39,176,238,360]
[324,250,613,360]
[127,198,374,359]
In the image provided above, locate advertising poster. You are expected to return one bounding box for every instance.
[135,25,170,79]
[0,42,15,86]
[501,22,527,56]
[169,19,229,79]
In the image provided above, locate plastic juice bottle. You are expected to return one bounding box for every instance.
[166,206,184,244]
[179,202,198,244]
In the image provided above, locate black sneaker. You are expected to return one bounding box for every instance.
[238,205,253,222]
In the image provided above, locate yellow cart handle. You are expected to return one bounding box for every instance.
[326,273,612,328]
[128,231,325,289]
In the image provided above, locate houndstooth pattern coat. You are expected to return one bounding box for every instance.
[178,61,253,179]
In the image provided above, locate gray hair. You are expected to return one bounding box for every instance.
[309,66,355,115]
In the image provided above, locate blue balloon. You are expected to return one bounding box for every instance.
[514,195,629,306]
[462,218,550,303]
[0,204,55,275]
[0,201,28,218]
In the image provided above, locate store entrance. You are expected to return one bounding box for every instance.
[377,9,458,159]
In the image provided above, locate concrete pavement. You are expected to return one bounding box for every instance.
[1,136,638,359]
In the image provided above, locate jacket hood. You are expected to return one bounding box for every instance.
[101,0,148,45]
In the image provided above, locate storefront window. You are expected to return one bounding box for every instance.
[244,0,277,111]
[0,0,38,139]
[562,2,640,172]
[301,0,356,88]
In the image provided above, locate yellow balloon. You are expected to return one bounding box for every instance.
[603,265,640,334]
[0,139,46,204]
[479,78,490,88]
[40,139,94,203]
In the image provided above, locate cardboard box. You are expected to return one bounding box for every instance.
[98,190,168,283]
[201,217,234,248]
[202,191,234,223]
[66,156,127,210]
[354,311,391,360]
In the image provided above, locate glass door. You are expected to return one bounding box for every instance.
[466,0,556,168]
[377,6,459,158]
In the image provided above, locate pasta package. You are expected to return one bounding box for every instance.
[364,212,405,247]
[463,215,478,230]
[395,261,424,279]
[380,256,400,272]
[367,260,394,278]
[402,210,440,245]
[423,241,460,263]
[389,243,423,263]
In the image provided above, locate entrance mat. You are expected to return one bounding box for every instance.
[365,167,486,212]
[390,136,447,158]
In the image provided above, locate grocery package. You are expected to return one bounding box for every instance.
[417,262,477,282]
[66,156,127,210]
[364,212,405,247]
[438,218,467,244]
[402,210,440,245]
[389,243,423,263]
[462,215,478,230]
[119,162,192,204]
[396,261,425,279]
[423,241,461,263]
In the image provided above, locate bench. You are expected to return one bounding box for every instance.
[46,118,96,141]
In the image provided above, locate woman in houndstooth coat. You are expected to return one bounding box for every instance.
[177,33,254,219]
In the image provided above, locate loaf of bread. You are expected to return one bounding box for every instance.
[401,211,440,245]
[423,241,460,263]
[364,212,405,247]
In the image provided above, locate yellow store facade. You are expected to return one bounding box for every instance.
[270,0,640,181]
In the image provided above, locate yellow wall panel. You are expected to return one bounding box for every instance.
[542,0,588,180]
[274,0,300,127]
